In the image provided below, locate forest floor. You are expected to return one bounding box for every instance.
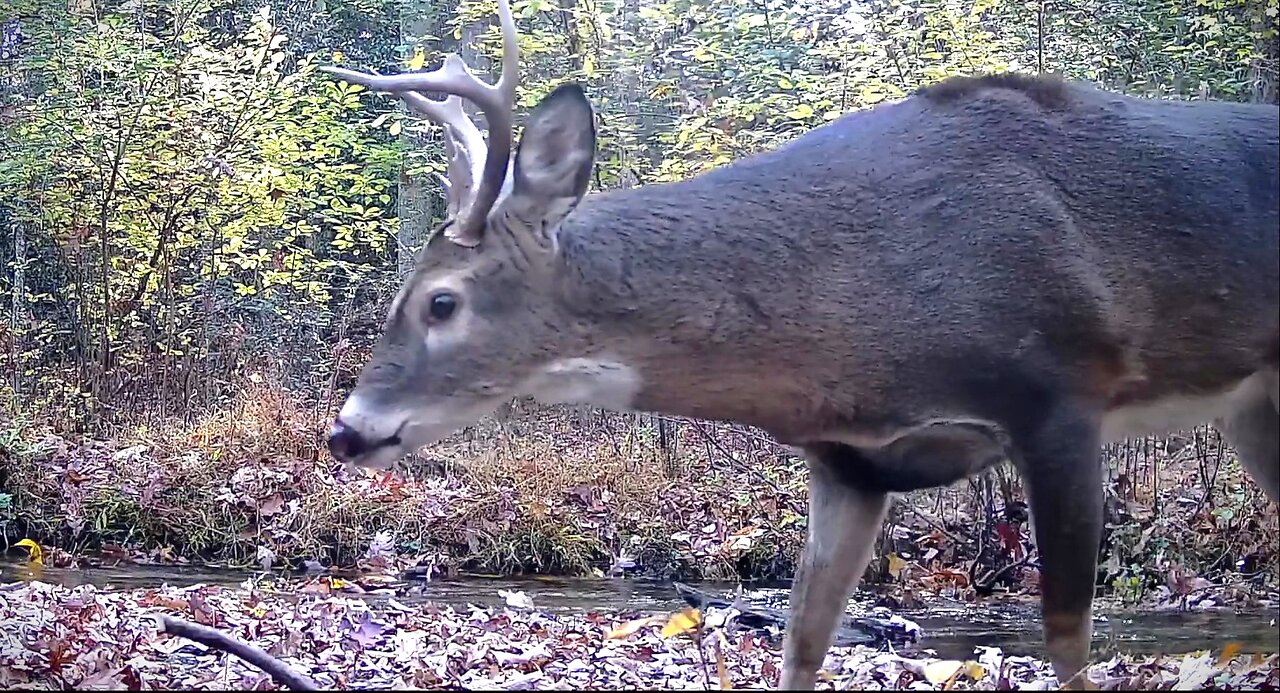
[2,577,1277,690]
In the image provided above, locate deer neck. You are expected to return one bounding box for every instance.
[545,181,829,433]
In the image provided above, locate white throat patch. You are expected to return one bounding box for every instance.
[520,358,643,410]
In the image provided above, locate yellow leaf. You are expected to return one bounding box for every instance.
[785,103,814,120]
[923,660,965,685]
[331,50,345,63]
[408,47,426,71]
[606,615,665,640]
[963,662,987,680]
[389,120,402,136]
[660,608,701,638]
[14,539,43,565]
[1217,642,1243,666]
[330,577,350,589]
[887,552,909,579]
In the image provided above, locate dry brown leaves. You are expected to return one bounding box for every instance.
[1,580,1276,691]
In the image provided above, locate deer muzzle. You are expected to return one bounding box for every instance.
[326,416,404,465]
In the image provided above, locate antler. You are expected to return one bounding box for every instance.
[319,0,519,247]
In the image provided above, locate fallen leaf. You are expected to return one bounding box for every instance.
[932,568,971,588]
[660,609,701,638]
[995,521,1024,558]
[14,539,43,565]
[887,552,909,579]
[345,613,388,649]
[1217,642,1242,667]
[605,615,665,640]
[139,592,189,612]
[301,559,327,574]
[1174,650,1216,690]
[499,589,535,610]
[923,659,965,685]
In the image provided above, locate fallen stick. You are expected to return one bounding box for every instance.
[154,614,319,691]
[672,582,920,648]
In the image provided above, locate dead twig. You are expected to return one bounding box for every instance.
[903,503,974,549]
[974,551,1037,595]
[677,417,806,516]
[154,615,319,691]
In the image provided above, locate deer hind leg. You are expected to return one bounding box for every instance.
[780,448,889,689]
[1217,369,1279,502]
[1015,401,1104,689]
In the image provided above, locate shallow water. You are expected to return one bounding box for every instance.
[2,558,1275,661]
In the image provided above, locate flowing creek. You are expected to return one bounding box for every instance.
[2,558,1276,661]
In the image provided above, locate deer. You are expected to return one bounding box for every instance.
[319,0,1279,687]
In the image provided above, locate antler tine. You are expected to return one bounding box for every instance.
[400,90,486,220]
[450,0,518,245]
[318,0,519,247]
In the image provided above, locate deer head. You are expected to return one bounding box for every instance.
[322,0,630,468]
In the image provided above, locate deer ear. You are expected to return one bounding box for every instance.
[506,84,596,245]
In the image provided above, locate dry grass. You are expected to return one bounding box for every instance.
[0,370,805,579]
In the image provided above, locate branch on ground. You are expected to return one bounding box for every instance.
[153,614,319,691]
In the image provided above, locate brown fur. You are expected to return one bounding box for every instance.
[916,72,1073,110]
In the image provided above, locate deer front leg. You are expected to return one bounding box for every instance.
[1216,371,1279,501]
[1016,403,1104,689]
[780,449,889,689]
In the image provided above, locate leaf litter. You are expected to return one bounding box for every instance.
[0,578,1275,690]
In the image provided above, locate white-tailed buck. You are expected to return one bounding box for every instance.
[321,0,1279,687]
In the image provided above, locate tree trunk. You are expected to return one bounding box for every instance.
[395,2,439,277]
[1251,12,1278,105]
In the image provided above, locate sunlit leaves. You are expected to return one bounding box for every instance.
[3,0,1271,422]
[2,0,402,411]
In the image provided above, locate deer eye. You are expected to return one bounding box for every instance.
[425,291,459,324]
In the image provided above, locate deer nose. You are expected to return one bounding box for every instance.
[327,418,371,462]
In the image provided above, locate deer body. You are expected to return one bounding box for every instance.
[321,5,1279,686]
[532,78,1279,455]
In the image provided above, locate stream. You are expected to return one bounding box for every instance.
[2,558,1276,661]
